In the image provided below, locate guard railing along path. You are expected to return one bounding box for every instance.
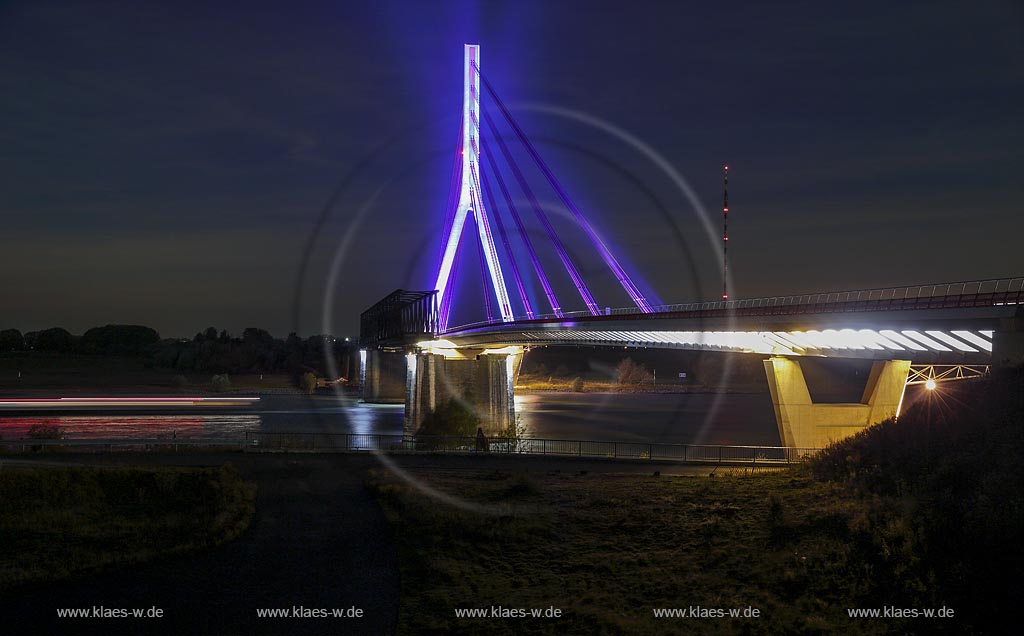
[2,433,819,465]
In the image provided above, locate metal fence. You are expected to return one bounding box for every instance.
[0,438,250,453]
[0,432,818,464]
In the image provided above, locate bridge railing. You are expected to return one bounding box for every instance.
[0,433,818,463]
[360,289,439,347]
[643,277,1024,316]
[445,276,1023,331]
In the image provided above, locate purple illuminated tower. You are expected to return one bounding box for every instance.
[434,44,513,324]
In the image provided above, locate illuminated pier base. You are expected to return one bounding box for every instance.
[361,351,407,404]
[405,349,519,437]
[764,357,911,449]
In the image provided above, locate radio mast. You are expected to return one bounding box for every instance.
[722,164,729,300]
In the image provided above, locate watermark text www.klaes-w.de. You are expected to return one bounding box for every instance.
[653,605,761,618]
[847,606,955,618]
[255,606,364,618]
[57,606,163,619]
[455,606,563,619]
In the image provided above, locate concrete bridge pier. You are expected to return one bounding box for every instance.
[361,350,408,404]
[763,357,911,449]
[405,349,517,437]
[993,312,1024,368]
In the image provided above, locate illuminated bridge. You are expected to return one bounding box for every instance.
[360,44,1023,449]
[439,279,1017,362]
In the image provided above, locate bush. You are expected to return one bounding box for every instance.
[300,372,317,395]
[171,374,189,390]
[616,357,653,385]
[416,399,481,438]
[210,373,231,392]
[570,377,585,392]
[502,414,530,453]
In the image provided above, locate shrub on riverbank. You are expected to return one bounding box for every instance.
[416,398,481,437]
[210,373,231,392]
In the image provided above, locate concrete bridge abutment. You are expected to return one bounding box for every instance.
[993,313,1024,369]
[763,357,911,449]
[361,350,408,404]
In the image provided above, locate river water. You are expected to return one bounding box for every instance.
[0,390,789,446]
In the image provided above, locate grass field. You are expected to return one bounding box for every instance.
[369,467,916,635]
[369,372,1022,635]
[0,464,255,592]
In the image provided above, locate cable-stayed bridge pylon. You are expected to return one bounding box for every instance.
[432,43,654,330]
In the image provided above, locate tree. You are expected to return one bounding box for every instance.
[617,357,653,385]
[0,329,24,352]
[34,328,75,353]
[300,372,317,395]
[416,399,481,437]
[81,325,159,356]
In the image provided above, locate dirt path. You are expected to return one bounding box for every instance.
[5,454,400,635]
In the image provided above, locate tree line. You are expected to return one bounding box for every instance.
[0,325,356,378]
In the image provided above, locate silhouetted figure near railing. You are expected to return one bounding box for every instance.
[476,427,489,452]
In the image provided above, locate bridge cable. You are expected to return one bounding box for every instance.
[473,215,495,323]
[477,65,654,313]
[479,139,538,320]
[482,107,597,316]
[481,136,559,317]
[438,235,464,332]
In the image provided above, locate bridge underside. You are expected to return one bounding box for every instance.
[443,327,995,361]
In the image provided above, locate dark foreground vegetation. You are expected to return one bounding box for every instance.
[368,370,1022,635]
[0,464,255,593]
[810,367,1024,631]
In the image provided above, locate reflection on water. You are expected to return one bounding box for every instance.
[0,392,783,445]
[514,391,780,446]
[0,415,262,440]
[343,402,405,436]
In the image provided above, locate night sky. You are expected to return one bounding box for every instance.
[1,0,1021,339]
